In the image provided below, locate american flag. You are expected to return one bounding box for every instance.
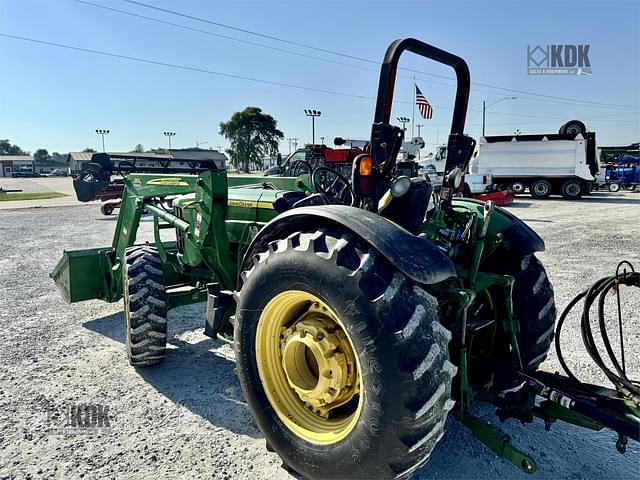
[415,85,433,119]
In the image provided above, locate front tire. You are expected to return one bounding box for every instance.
[609,182,621,192]
[510,181,526,194]
[235,231,456,479]
[123,246,167,367]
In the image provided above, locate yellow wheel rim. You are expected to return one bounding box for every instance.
[255,290,363,445]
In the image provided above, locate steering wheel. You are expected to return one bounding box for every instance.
[312,166,355,206]
[289,159,313,176]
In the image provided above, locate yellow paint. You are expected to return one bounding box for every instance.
[227,199,274,209]
[147,178,189,186]
[255,290,362,445]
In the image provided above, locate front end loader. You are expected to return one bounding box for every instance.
[52,38,638,479]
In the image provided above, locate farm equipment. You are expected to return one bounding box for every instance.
[606,155,640,192]
[264,142,364,179]
[51,38,639,479]
[72,150,227,215]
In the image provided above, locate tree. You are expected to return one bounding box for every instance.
[83,148,97,153]
[132,144,144,153]
[51,152,65,163]
[33,148,51,164]
[0,139,27,155]
[219,106,284,172]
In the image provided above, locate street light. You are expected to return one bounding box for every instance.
[304,109,321,144]
[163,131,176,149]
[95,129,110,152]
[397,116,410,133]
[482,97,517,136]
[320,136,325,145]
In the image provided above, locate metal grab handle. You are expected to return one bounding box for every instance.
[373,38,471,136]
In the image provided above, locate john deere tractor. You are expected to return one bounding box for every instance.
[52,38,639,479]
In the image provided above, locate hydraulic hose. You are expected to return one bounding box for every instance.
[555,261,640,403]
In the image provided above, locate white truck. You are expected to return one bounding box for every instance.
[420,144,493,195]
[469,121,599,200]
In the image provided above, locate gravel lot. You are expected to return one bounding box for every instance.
[0,191,638,480]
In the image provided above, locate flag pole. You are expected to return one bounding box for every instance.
[411,76,416,139]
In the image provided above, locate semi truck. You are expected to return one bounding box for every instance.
[469,121,599,200]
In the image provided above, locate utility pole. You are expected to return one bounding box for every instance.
[482,97,516,136]
[397,116,410,134]
[163,131,176,150]
[95,129,110,152]
[196,140,208,149]
[304,109,321,144]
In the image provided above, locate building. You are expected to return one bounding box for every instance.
[0,155,34,177]
[66,152,96,174]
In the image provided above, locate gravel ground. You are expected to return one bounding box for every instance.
[0,191,638,480]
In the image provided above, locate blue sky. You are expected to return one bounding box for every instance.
[1,0,638,155]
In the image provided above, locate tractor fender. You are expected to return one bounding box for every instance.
[242,205,456,285]
[453,198,545,254]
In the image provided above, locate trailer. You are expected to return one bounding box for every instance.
[470,124,599,200]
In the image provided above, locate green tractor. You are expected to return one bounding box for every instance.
[52,38,638,479]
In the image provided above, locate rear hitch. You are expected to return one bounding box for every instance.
[462,415,537,474]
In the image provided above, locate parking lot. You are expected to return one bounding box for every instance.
[0,192,638,480]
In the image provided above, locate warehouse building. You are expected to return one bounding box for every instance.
[0,155,34,177]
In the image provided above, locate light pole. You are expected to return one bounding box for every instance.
[95,129,110,152]
[320,136,325,145]
[196,140,208,149]
[514,129,522,136]
[416,124,424,137]
[482,97,516,136]
[397,116,410,133]
[163,131,176,149]
[291,137,299,151]
[304,109,321,144]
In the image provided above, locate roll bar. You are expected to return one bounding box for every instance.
[373,38,471,136]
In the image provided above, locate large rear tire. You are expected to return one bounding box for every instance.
[487,251,556,372]
[235,231,456,479]
[123,246,167,367]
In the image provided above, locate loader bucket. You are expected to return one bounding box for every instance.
[50,247,116,303]
[73,176,110,202]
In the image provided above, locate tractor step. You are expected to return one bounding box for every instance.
[205,283,234,339]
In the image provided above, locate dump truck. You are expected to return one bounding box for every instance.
[470,124,599,199]
[52,38,638,479]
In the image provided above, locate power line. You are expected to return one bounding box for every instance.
[119,0,639,112]
[74,0,383,77]
[0,33,372,100]
[1,32,637,131]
